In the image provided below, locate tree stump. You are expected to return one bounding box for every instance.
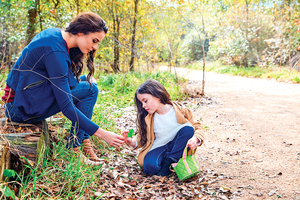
[0,118,50,180]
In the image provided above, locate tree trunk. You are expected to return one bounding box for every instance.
[287,0,292,68]
[111,0,120,73]
[113,17,121,73]
[201,14,206,95]
[2,0,14,70]
[75,0,80,15]
[129,0,139,72]
[38,0,43,31]
[245,0,249,67]
[256,14,260,66]
[26,1,38,45]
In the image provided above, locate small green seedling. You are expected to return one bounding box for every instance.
[3,169,16,178]
[128,129,134,138]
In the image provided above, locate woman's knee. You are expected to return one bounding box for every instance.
[90,82,99,96]
[82,81,99,96]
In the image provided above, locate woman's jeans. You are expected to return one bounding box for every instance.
[143,126,194,175]
[4,75,98,148]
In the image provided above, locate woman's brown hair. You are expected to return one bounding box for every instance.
[134,79,172,146]
[65,12,108,84]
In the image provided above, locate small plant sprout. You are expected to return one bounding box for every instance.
[128,129,134,138]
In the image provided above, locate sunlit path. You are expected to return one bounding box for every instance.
[160,66,300,198]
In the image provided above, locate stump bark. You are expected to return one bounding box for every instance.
[0,118,50,180]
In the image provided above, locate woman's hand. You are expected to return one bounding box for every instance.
[94,128,125,148]
[121,130,137,148]
[187,136,200,150]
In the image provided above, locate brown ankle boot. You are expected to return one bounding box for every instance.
[82,139,105,162]
[73,146,102,166]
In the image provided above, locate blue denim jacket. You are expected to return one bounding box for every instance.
[6,28,99,135]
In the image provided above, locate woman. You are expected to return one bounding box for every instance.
[2,12,125,165]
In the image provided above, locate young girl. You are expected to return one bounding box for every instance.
[2,12,125,165]
[122,79,204,176]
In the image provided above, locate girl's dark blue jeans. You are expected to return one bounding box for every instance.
[5,75,98,148]
[143,126,194,175]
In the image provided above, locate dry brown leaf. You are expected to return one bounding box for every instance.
[127,180,137,186]
[114,187,126,196]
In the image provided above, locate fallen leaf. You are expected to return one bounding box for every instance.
[268,189,277,196]
[250,192,263,197]
[113,187,125,196]
[13,185,19,197]
[127,180,137,186]
[94,192,103,197]
[221,186,231,191]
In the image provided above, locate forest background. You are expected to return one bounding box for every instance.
[1,0,300,199]
[1,0,300,74]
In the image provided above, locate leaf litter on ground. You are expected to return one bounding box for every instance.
[1,96,238,199]
[106,96,237,199]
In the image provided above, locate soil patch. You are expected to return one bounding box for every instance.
[167,66,300,199]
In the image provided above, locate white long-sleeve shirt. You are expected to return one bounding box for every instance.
[149,106,193,151]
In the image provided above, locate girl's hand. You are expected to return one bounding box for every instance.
[94,128,125,148]
[121,130,129,138]
[121,130,137,148]
[187,136,200,150]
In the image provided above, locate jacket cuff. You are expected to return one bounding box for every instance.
[195,136,203,146]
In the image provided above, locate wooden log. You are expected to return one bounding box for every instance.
[0,119,50,180]
[1,106,5,126]
[0,140,10,181]
[1,118,5,127]
[36,120,50,164]
[0,132,40,146]
[0,106,4,118]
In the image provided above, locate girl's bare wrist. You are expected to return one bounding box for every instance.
[131,139,137,148]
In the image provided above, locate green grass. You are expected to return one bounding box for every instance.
[1,130,104,199]
[0,70,8,98]
[1,71,187,199]
[183,61,300,83]
[96,71,187,106]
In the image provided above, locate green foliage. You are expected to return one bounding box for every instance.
[0,128,103,199]
[128,129,134,138]
[2,0,300,73]
[3,169,16,178]
[184,61,300,83]
[95,71,186,108]
[292,75,300,83]
[209,27,249,65]
[179,30,210,64]
[1,185,15,198]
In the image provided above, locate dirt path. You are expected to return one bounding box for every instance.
[161,66,300,199]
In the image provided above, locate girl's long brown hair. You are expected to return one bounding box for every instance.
[134,79,172,146]
[65,12,108,84]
